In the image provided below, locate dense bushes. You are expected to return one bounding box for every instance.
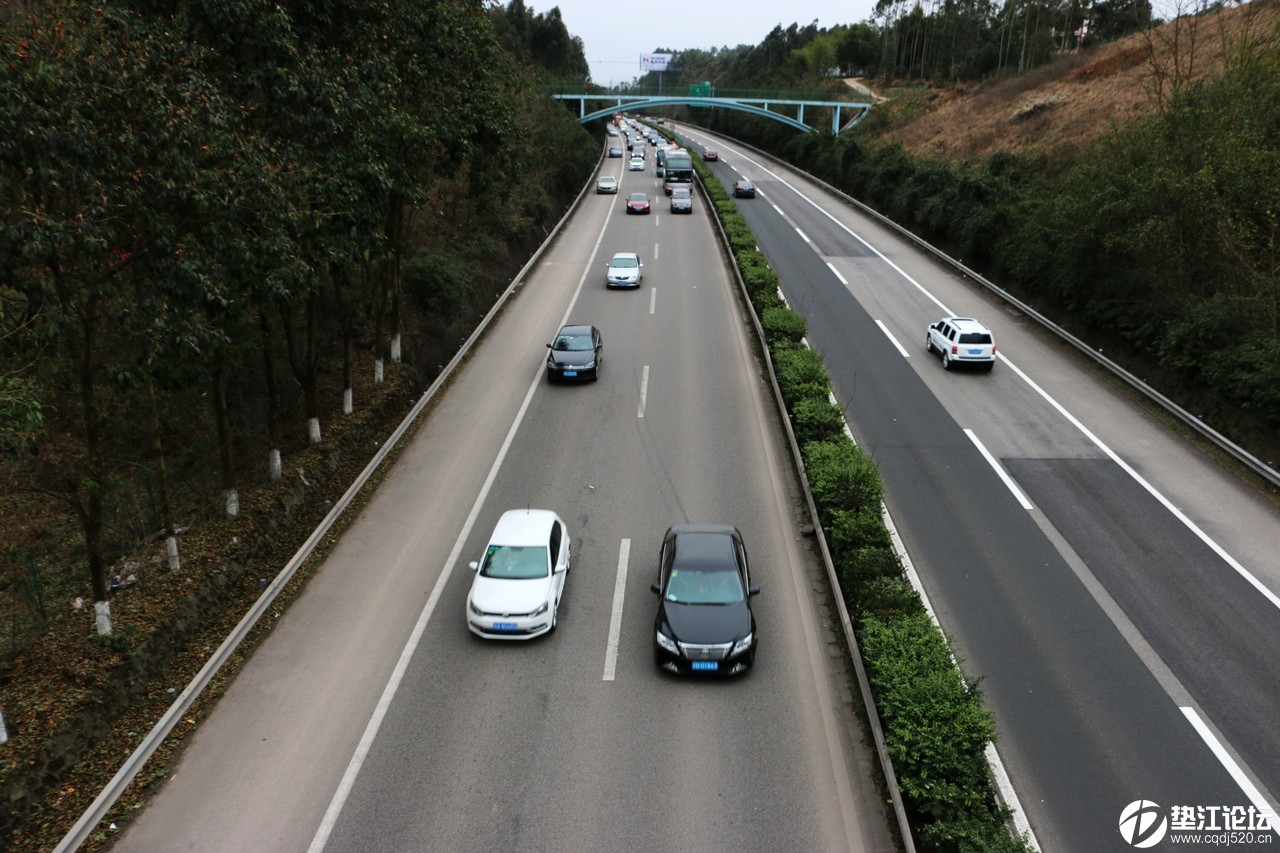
[691,149,1029,852]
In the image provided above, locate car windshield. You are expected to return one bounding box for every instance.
[664,568,745,604]
[479,544,549,580]
[630,194,646,201]
[599,177,615,184]
[673,189,690,198]
[611,257,638,268]
[554,334,594,351]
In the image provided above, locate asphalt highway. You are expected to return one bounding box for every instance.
[683,127,1280,852]
[116,150,894,852]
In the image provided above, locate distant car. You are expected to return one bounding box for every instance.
[732,179,755,198]
[926,316,996,371]
[625,192,651,215]
[669,186,692,214]
[605,252,643,288]
[627,139,637,151]
[628,155,645,171]
[607,127,619,137]
[596,175,619,194]
[702,148,719,161]
[608,146,623,158]
[651,525,759,675]
[466,509,571,640]
[545,323,603,382]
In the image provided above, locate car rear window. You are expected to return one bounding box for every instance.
[958,332,992,344]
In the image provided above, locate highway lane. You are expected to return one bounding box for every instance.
[117,152,893,852]
[683,128,1280,850]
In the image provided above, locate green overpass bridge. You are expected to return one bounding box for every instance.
[552,85,873,135]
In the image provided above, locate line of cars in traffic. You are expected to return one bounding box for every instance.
[465,115,760,675]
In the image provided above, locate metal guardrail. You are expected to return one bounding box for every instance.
[54,156,605,853]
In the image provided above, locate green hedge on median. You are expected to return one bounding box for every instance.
[692,150,1031,853]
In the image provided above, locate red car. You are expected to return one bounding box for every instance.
[702,149,719,161]
[625,192,651,214]
[732,179,756,198]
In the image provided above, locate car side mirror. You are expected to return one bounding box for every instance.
[748,586,761,596]
[650,583,661,595]
[469,561,479,571]
[546,342,553,349]
[554,564,566,574]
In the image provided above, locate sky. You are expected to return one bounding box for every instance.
[544,0,881,89]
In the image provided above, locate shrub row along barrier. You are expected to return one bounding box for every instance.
[690,148,1032,853]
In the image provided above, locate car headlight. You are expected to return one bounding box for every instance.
[655,630,679,655]
[468,599,483,616]
[730,633,754,656]
[582,360,595,369]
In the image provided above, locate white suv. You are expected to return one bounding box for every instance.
[926,317,996,371]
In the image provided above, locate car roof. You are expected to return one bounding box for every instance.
[943,316,991,331]
[666,525,742,569]
[489,508,560,546]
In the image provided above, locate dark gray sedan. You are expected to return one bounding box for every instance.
[545,324,602,382]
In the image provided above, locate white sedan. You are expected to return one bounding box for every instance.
[467,509,571,639]
[605,251,643,288]
[628,155,645,171]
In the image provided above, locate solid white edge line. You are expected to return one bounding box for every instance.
[875,319,909,359]
[826,261,848,286]
[1181,707,1279,830]
[307,368,541,853]
[308,186,616,853]
[637,365,649,418]
[602,539,631,681]
[964,428,1035,510]
[824,374,1042,849]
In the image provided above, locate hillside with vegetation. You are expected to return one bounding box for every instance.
[0,0,596,847]
[635,0,1280,472]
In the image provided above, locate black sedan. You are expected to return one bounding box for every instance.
[651,525,759,675]
[545,324,602,382]
[732,179,756,198]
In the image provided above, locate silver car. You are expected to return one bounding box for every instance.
[669,186,692,214]
[605,252,643,288]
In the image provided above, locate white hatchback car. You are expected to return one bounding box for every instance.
[605,252,643,288]
[467,509,571,639]
[926,317,997,370]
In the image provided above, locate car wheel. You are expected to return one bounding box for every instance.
[925,335,934,355]
[983,362,995,372]
[941,352,952,370]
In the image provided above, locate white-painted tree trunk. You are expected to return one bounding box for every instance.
[268,448,282,481]
[343,387,353,415]
[225,488,240,518]
[375,357,384,385]
[94,600,112,636]
[391,333,402,364]
[0,706,8,745]
[166,535,181,572]
[308,416,321,445]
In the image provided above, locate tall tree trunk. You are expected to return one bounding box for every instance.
[212,351,238,517]
[68,294,111,633]
[147,379,180,571]
[259,309,283,480]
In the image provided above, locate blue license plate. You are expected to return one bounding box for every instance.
[563,370,578,378]
[968,349,983,355]
[493,622,518,632]
[691,660,719,672]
